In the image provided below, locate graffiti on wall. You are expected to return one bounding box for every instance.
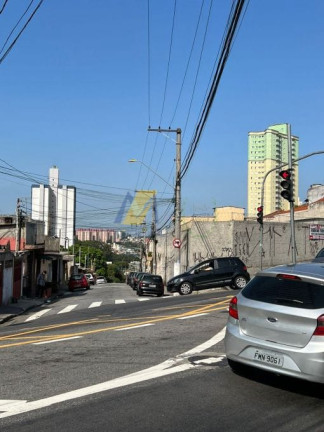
[231,227,257,263]
[221,247,234,257]
[310,241,321,256]
[193,252,208,263]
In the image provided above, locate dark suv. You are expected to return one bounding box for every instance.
[166,257,250,295]
[137,274,164,297]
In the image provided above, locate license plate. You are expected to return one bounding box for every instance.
[253,349,283,367]
[149,284,156,288]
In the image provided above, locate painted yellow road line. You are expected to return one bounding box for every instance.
[0,298,231,349]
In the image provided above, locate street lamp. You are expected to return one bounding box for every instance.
[128,159,174,189]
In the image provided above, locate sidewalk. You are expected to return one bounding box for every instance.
[0,288,68,324]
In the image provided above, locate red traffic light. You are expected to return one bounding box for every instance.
[257,206,263,225]
[279,169,294,202]
[279,170,291,180]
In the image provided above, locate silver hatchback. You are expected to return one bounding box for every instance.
[225,262,324,384]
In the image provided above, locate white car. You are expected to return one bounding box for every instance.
[96,276,107,284]
[84,273,95,285]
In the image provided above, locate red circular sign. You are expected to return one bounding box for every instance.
[173,238,181,248]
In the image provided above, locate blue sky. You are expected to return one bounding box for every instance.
[0,0,323,230]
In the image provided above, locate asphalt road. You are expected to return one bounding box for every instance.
[1,283,324,431]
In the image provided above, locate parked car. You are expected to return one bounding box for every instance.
[129,272,139,289]
[313,248,324,262]
[225,262,324,384]
[137,274,164,297]
[85,273,95,285]
[126,271,136,286]
[96,276,107,284]
[166,257,250,295]
[132,272,150,291]
[68,274,90,292]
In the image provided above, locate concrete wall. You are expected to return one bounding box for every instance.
[156,219,324,282]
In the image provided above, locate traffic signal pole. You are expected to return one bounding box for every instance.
[260,147,324,269]
[287,124,297,264]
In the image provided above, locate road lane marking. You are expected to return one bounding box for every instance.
[114,323,154,331]
[183,327,226,356]
[58,305,77,314]
[0,298,230,348]
[177,313,209,320]
[0,327,226,419]
[25,310,51,322]
[89,302,102,308]
[115,300,126,304]
[137,298,150,301]
[0,400,27,410]
[33,336,82,345]
[192,356,225,365]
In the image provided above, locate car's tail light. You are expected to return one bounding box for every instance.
[243,265,247,271]
[313,315,324,336]
[276,274,301,281]
[229,296,239,320]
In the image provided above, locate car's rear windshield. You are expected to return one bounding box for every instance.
[71,275,83,280]
[143,275,162,283]
[242,275,324,309]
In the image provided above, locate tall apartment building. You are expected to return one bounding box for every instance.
[247,124,299,217]
[76,228,124,243]
[31,166,76,248]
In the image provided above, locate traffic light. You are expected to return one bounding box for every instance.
[257,206,263,225]
[279,169,294,202]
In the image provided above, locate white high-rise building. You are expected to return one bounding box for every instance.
[32,166,76,247]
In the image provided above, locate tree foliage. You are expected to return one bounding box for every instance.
[68,240,139,283]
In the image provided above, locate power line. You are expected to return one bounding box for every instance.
[0,0,45,65]
[168,0,205,127]
[158,0,177,127]
[0,0,9,14]
[181,0,247,179]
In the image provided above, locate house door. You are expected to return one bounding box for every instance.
[3,266,13,305]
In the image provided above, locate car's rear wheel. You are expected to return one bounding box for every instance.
[179,282,193,295]
[232,275,248,289]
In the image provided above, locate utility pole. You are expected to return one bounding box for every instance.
[15,199,21,254]
[151,193,157,274]
[148,127,182,276]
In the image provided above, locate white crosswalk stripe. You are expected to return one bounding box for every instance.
[88,301,102,308]
[58,305,77,314]
[25,309,51,322]
[23,296,169,322]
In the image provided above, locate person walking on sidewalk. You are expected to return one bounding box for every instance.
[37,270,47,298]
